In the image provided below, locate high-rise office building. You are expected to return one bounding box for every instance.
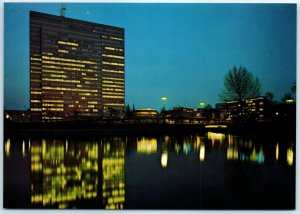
[30,11,125,121]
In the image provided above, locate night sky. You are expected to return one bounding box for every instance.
[4,3,296,110]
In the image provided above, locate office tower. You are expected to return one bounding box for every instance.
[30,11,125,121]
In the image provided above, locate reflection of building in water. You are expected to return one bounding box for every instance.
[161,142,168,168]
[5,139,11,158]
[275,143,279,161]
[287,147,294,166]
[207,132,225,148]
[137,137,157,154]
[30,139,98,208]
[225,136,265,164]
[249,147,264,164]
[102,139,125,209]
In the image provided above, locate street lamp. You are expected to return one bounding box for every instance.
[199,102,206,109]
[161,96,168,109]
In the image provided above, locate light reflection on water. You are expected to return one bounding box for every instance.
[4,132,295,209]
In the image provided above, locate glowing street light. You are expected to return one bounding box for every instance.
[161,96,168,109]
[199,102,206,109]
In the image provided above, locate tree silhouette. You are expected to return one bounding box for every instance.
[281,93,293,103]
[291,82,296,94]
[219,66,261,102]
[265,92,274,102]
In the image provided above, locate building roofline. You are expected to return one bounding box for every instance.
[30,10,124,31]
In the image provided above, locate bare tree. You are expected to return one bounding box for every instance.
[219,66,261,102]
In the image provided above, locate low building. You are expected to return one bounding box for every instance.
[216,97,271,122]
[132,108,159,123]
[4,110,31,123]
[161,107,202,124]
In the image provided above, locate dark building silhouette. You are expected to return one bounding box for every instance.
[30,11,125,122]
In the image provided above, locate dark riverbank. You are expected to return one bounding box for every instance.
[4,119,296,139]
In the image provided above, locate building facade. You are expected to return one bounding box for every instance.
[30,11,125,122]
[215,97,271,122]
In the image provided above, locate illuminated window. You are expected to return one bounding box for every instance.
[31,91,42,95]
[58,41,79,46]
[109,36,123,41]
[102,54,124,59]
[102,69,124,74]
[102,62,124,67]
[58,49,69,53]
[102,95,124,99]
[105,47,115,51]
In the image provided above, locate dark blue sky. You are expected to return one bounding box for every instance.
[4,3,296,110]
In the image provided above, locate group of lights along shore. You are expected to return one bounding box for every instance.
[30,9,125,122]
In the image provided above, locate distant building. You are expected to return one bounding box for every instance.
[215,97,271,122]
[30,11,125,122]
[161,107,202,124]
[132,108,158,123]
[4,110,30,123]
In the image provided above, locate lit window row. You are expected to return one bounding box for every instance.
[31,91,42,95]
[88,101,98,104]
[103,95,124,99]
[30,57,41,61]
[42,116,64,120]
[42,86,98,93]
[42,60,86,68]
[42,52,53,56]
[42,55,96,65]
[58,49,68,53]
[102,80,124,85]
[83,77,98,81]
[102,88,124,92]
[43,65,97,73]
[49,74,67,78]
[102,62,124,67]
[42,69,65,74]
[31,108,42,111]
[103,92,124,96]
[104,47,123,52]
[42,103,64,107]
[102,77,124,81]
[58,41,79,46]
[104,103,124,106]
[43,100,64,103]
[110,36,124,41]
[102,84,124,88]
[42,78,80,83]
[42,108,64,111]
[102,69,124,74]
[102,54,124,59]
[31,100,41,103]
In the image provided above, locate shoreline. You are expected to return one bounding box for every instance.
[4,120,296,139]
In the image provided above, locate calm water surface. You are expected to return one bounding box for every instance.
[4,132,295,209]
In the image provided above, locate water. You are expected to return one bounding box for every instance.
[4,132,295,209]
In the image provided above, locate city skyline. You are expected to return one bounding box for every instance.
[4,3,296,111]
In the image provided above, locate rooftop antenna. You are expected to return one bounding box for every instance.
[60,4,66,17]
